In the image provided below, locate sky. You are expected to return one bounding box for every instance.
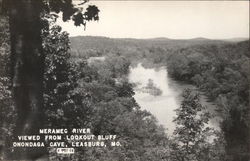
[57,1,249,39]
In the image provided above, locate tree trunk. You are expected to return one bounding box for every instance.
[8,0,46,159]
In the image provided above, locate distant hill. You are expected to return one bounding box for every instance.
[222,37,249,42]
[69,36,232,56]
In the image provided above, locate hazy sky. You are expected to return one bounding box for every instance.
[57,1,249,39]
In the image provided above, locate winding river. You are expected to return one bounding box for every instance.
[128,63,220,135]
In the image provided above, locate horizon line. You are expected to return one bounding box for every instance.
[69,35,250,40]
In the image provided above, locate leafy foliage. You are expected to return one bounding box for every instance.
[1,0,99,159]
[166,42,250,161]
[41,25,171,160]
[69,36,249,160]
[0,15,16,159]
[171,89,215,161]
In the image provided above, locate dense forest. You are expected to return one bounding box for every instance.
[1,11,250,161]
[69,35,250,161]
[167,41,250,161]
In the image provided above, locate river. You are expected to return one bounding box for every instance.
[128,63,220,135]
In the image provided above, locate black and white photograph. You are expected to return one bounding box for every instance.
[0,0,249,160]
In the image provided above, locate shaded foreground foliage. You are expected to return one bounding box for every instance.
[0,19,170,160]
[1,0,99,159]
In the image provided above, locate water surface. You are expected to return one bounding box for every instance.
[128,63,220,135]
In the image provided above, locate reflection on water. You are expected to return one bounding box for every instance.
[128,63,220,135]
[138,79,163,96]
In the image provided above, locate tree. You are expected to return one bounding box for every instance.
[43,25,94,130]
[43,25,75,127]
[0,17,16,158]
[171,89,214,161]
[1,0,99,159]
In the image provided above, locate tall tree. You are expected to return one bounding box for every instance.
[171,89,214,161]
[1,0,99,159]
